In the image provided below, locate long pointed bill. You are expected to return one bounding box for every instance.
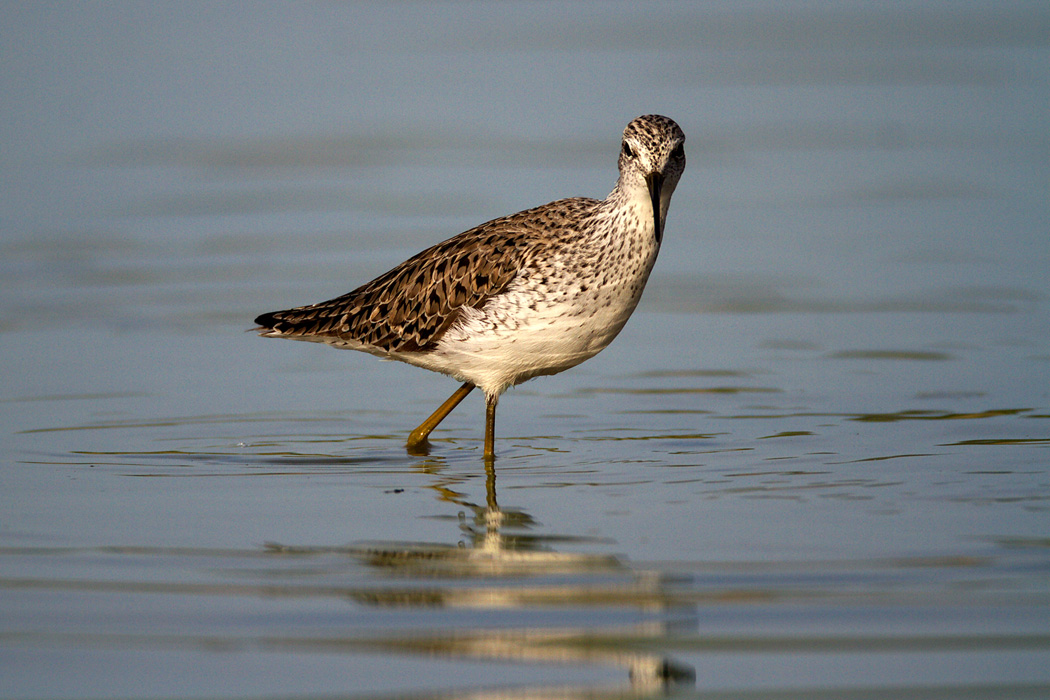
[645,171,664,244]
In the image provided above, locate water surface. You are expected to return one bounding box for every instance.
[1,2,1048,698]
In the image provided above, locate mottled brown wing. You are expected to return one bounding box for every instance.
[254,204,575,353]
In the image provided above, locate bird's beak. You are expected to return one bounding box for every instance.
[645,171,664,244]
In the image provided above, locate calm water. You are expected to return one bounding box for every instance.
[2,2,1049,698]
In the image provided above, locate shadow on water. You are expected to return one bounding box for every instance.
[266,465,698,694]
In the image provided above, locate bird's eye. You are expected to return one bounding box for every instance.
[622,142,634,158]
[671,143,684,160]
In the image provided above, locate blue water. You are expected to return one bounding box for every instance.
[1,2,1048,698]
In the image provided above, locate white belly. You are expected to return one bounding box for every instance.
[412,259,655,394]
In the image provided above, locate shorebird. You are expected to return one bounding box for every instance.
[255,114,685,460]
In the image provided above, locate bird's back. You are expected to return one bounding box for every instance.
[254,196,603,356]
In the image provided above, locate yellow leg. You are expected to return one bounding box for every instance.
[484,393,498,462]
[406,382,475,454]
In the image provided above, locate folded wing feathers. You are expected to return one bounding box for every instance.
[254,217,536,353]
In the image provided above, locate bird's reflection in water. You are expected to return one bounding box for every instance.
[346,462,696,694]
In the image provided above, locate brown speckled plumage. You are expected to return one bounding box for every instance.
[255,198,599,354]
[255,115,686,459]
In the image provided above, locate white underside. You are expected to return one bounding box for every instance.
[276,182,665,399]
[400,263,655,396]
